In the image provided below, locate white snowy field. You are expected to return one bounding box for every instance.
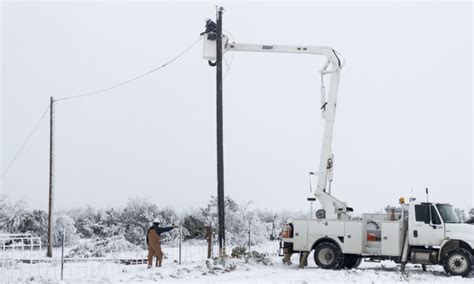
[105,256,473,284]
[1,241,473,283]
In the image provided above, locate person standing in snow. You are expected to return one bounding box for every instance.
[147,218,175,268]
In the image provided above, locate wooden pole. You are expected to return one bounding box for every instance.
[215,6,226,256]
[47,96,54,257]
[206,226,212,258]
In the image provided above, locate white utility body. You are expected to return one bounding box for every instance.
[202,32,474,277]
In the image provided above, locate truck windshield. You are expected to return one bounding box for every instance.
[436,204,461,223]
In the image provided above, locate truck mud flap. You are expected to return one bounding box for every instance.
[278,241,284,256]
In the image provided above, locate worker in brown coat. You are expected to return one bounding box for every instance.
[147,218,175,268]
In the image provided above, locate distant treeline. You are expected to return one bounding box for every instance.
[0,195,305,248]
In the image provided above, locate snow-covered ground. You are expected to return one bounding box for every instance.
[107,256,473,284]
[1,241,472,283]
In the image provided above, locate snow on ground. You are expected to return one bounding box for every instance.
[94,254,473,283]
[2,242,473,283]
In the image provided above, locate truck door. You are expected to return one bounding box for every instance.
[410,203,444,246]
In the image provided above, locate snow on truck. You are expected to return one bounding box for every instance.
[201,29,473,277]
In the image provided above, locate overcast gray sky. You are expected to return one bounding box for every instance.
[1,1,472,215]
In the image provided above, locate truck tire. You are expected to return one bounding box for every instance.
[313,242,343,269]
[443,248,472,277]
[343,254,361,269]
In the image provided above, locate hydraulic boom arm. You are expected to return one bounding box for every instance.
[203,35,350,220]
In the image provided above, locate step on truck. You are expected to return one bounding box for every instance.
[201,24,473,277]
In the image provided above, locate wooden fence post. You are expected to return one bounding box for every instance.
[206,226,212,259]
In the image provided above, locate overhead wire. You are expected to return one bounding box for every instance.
[55,36,203,102]
[223,29,236,80]
[223,51,235,80]
[1,104,50,181]
[2,36,204,181]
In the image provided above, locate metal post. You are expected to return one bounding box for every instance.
[215,6,226,256]
[47,96,54,257]
[30,236,33,265]
[178,225,182,265]
[60,229,65,280]
[309,172,315,218]
[248,219,251,252]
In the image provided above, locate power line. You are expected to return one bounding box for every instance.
[55,36,203,102]
[223,29,236,80]
[1,104,50,181]
[223,51,235,80]
[2,36,203,181]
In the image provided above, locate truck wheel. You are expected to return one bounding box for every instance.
[443,248,472,277]
[343,254,361,269]
[313,242,343,269]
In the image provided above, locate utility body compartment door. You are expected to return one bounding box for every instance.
[308,220,345,236]
[343,221,364,254]
[292,220,309,251]
[307,220,345,250]
[381,222,403,256]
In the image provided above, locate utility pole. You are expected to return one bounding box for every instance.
[47,96,54,257]
[216,6,226,256]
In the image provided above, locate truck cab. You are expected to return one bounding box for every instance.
[408,202,473,247]
[408,202,474,276]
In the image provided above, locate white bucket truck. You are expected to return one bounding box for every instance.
[283,197,473,277]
